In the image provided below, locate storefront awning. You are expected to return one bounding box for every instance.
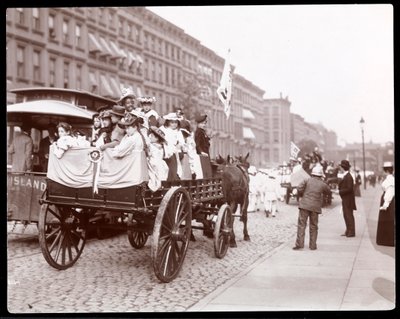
[88,33,102,53]
[99,37,113,57]
[242,108,255,119]
[100,75,114,98]
[136,53,143,65]
[243,127,256,139]
[128,52,137,67]
[109,40,124,59]
[119,48,128,60]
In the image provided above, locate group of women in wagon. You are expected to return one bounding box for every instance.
[50,87,211,192]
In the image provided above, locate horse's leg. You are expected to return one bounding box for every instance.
[242,194,250,241]
[229,202,237,248]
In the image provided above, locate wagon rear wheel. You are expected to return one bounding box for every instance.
[127,214,148,249]
[213,204,233,258]
[152,187,192,283]
[38,204,87,270]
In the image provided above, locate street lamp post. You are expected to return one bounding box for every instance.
[360,117,366,190]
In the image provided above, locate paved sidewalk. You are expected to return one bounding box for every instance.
[188,187,395,312]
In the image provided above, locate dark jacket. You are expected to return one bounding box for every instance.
[339,172,357,210]
[298,176,332,213]
[195,127,210,156]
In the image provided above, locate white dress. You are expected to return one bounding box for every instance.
[147,142,169,191]
[53,135,78,158]
[110,131,143,158]
[160,126,186,178]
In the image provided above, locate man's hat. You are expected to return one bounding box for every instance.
[100,110,112,119]
[311,165,324,177]
[109,105,126,118]
[340,160,351,170]
[117,87,137,104]
[195,114,207,123]
[383,161,393,168]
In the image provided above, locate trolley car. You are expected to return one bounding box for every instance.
[7,87,115,231]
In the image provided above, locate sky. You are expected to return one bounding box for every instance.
[148,5,394,146]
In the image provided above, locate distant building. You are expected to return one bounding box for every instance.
[263,94,291,166]
[6,7,267,164]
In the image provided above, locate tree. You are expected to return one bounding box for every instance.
[297,139,319,159]
[178,74,202,120]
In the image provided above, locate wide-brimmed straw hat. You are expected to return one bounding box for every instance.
[311,165,324,177]
[149,126,167,143]
[109,105,126,118]
[118,113,139,127]
[117,87,137,104]
[383,161,393,168]
[137,96,156,105]
[163,112,182,122]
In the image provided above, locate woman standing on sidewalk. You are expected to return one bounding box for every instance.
[293,165,332,251]
[376,161,395,247]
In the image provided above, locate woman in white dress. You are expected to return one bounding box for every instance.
[147,126,169,191]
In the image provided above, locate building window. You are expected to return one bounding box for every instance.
[17,46,25,78]
[165,42,169,58]
[158,39,162,55]
[127,24,132,40]
[49,58,56,87]
[273,118,279,129]
[33,50,41,82]
[76,64,82,89]
[151,36,155,52]
[151,61,156,81]
[144,58,149,80]
[48,14,56,38]
[108,12,114,28]
[171,69,175,86]
[62,20,69,43]
[165,66,169,85]
[135,26,140,42]
[273,131,279,143]
[32,8,40,30]
[158,63,163,83]
[273,106,279,115]
[63,61,69,88]
[16,8,24,25]
[75,24,81,47]
[144,33,148,49]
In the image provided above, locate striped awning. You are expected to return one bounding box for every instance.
[100,75,114,98]
[243,127,256,139]
[88,33,102,53]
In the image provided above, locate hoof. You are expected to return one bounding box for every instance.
[190,233,196,242]
[230,241,237,248]
[244,235,250,241]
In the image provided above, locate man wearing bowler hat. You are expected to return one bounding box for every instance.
[338,159,357,237]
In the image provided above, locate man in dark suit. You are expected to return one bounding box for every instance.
[338,160,357,237]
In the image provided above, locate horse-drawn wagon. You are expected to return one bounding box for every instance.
[38,146,235,282]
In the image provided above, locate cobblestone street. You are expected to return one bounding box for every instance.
[8,198,339,313]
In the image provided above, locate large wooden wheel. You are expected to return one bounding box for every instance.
[127,214,148,249]
[213,204,233,259]
[151,187,192,283]
[38,204,88,270]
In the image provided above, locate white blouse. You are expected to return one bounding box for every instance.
[159,126,185,158]
[110,131,143,158]
[381,174,395,209]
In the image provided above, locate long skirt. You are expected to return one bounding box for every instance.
[354,184,361,197]
[376,193,395,246]
[164,155,180,181]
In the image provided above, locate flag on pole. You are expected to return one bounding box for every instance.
[217,49,233,119]
[290,141,300,159]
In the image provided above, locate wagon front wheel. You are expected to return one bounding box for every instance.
[213,204,233,258]
[152,187,192,283]
[38,204,87,270]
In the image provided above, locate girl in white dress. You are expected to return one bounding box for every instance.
[147,126,169,191]
[53,122,78,158]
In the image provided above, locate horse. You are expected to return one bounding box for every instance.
[214,153,251,247]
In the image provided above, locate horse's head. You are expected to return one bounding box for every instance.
[235,152,250,170]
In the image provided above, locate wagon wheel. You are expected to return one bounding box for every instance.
[213,204,233,259]
[152,187,192,283]
[38,204,87,270]
[127,214,148,249]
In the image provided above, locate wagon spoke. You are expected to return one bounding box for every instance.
[66,231,73,262]
[54,231,65,263]
[48,229,62,253]
[48,207,62,220]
